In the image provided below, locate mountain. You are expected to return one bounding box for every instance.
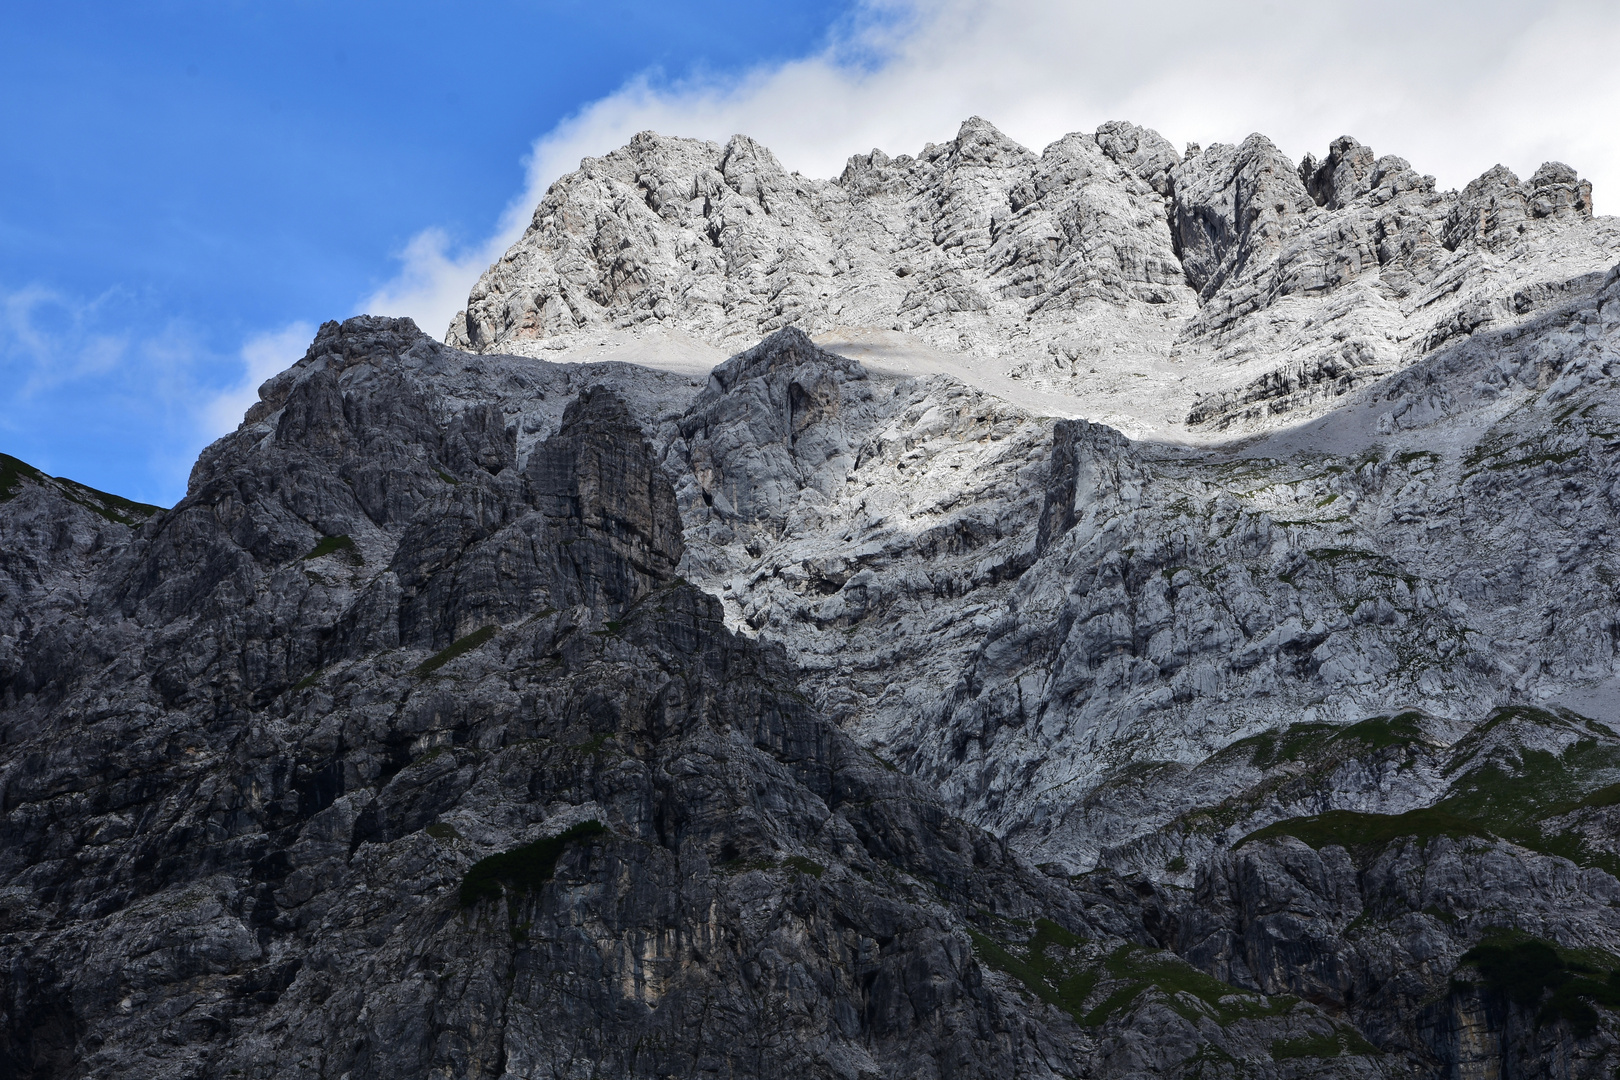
[4,117,1620,1079]
[447,118,1613,439]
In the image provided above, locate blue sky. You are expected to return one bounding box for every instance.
[0,0,862,503]
[5,0,1615,506]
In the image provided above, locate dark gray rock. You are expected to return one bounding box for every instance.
[2,318,1369,1080]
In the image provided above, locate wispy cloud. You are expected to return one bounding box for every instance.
[0,282,320,503]
[201,321,315,439]
[2,285,134,399]
[358,229,493,354]
[360,0,1620,341]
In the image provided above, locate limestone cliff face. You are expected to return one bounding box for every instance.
[7,113,1620,1079]
[450,118,1616,438]
[448,119,1188,355]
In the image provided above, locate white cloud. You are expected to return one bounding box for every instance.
[1,285,136,399]
[358,229,498,352]
[3,281,315,496]
[202,321,315,439]
[1,282,257,501]
[360,0,1620,340]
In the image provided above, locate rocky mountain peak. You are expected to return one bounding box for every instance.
[1301,135,1380,210]
[6,116,1620,1079]
[1093,118,1180,196]
[946,114,1035,169]
[1446,159,1597,252]
[1170,131,1315,297]
[451,116,1613,439]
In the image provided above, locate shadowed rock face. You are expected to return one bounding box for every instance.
[526,385,684,606]
[10,301,1620,1077]
[2,317,1399,1080]
[674,326,878,529]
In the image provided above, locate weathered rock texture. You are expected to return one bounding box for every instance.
[1,319,1385,1080]
[448,118,1617,439]
[7,114,1620,1079]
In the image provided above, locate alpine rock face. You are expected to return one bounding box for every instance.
[3,116,1620,1079]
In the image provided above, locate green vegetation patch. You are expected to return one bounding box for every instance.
[1433,712,1620,873]
[1240,807,1490,853]
[1084,945,1296,1027]
[458,821,608,908]
[967,920,1097,1021]
[1463,434,1514,467]
[1271,1029,1377,1059]
[414,624,497,677]
[783,855,826,879]
[1242,714,1429,769]
[719,854,828,880]
[1489,450,1580,471]
[1458,932,1620,1038]
[1306,547,1381,564]
[59,479,163,524]
[1237,706,1620,871]
[1577,782,1620,811]
[718,856,779,874]
[1198,715,1437,836]
[303,533,363,564]
[409,746,450,769]
[569,732,611,756]
[1231,722,1336,769]
[1443,705,1575,762]
[967,922,1292,1030]
[1340,712,1428,752]
[1444,748,1608,834]
[867,750,899,773]
[0,453,47,500]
